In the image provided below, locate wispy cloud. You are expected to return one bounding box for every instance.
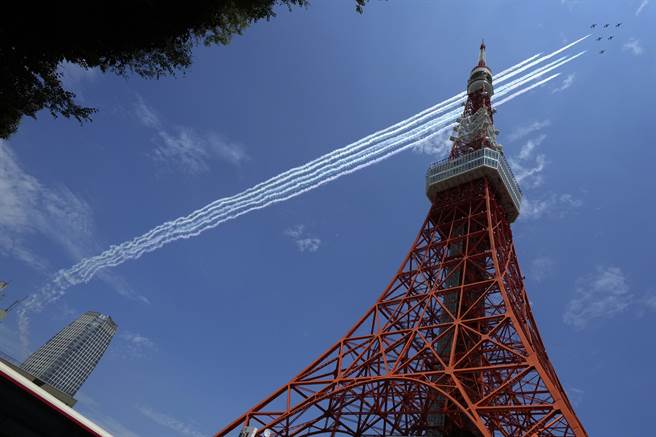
[623,38,644,56]
[518,134,547,160]
[57,62,99,101]
[120,331,157,358]
[134,98,248,174]
[413,126,452,157]
[137,405,206,437]
[508,120,551,143]
[560,0,582,10]
[97,271,150,305]
[564,266,632,329]
[77,392,142,437]
[529,256,555,282]
[511,154,548,188]
[0,323,24,360]
[0,140,94,271]
[567,387,585,407]
[644,294,656,310]
[636,0,649,15]
[510,133,548,188]
[134,96,161,129]
[552,73,576,93]
[284,225,322,253]
[0,141,148,305]
[520,193,582,220]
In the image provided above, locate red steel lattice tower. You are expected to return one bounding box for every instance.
[217,43,587,437]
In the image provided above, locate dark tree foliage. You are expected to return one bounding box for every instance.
[0,0,368,139]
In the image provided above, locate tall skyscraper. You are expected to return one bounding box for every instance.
[21,311,117,397]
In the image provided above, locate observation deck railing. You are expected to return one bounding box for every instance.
[426,148,522,222]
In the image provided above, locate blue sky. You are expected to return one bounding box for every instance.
[0,0,654,436]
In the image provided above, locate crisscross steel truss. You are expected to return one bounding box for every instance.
[217,179,587,437]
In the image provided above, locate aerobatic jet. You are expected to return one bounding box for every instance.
[596,37,603,41]
[599,50,606,54]
[590,23,597,28]
[616,22,622,27]
[604,23,610,28]
[608,36,614,40]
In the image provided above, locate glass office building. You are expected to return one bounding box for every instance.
[21,311,117,396]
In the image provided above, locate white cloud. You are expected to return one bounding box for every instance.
[0,141,94,271]
[135,98,248,174]
[413,126,452,157]
[510,154,548,188]
[560,0,582,10]
[518,134,547,161]
[508,120,551,143]
[120,331,157,357]
[77,392,142,437]
[134,96,161,129]
[57,62,99,101]
[623,38,644,56]
[97,271,150,305]
[563,266,632,329]
[636,0,649,15]
[520,193,582,220]
[509,132,549,189]
[137,405,206,437]
[567,387,585,407]
[284,225,322,253]
[552,73,576,93]
[644,294,656,310]
[0,323,24,361]
[529,256,555,282]
[0,141,147,306]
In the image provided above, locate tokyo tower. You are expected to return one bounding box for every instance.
[217,43,587,437]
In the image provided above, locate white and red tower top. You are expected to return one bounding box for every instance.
[427,43,521,222]
[449,41,499,159]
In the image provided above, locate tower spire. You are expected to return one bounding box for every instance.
[478,39,487,66]
[449,42,497,159]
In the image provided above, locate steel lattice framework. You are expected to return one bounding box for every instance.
[217,43,586,437]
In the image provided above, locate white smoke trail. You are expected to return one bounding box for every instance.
[64,51,583,283]
[60,75,556,286]
[57,46,583,281]
[63,49,569,277]
[28,54,567,294]
[30,58,572,299]
[121,72,563,263]
[17,39,588,349]
[492,34,589,84]
[90,52,583,259]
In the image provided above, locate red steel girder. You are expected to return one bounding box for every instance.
[216,178,586,437]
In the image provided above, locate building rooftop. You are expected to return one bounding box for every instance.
[0,358,110,436]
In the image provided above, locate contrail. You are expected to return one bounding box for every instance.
[65,50,583,282]
[18,38,588,349]
[117,72,563,263]
[82,51,584,264]
[33,51,583,293]
[63,67,564,285]
[59,44,584,282]
[37,56,574,296]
